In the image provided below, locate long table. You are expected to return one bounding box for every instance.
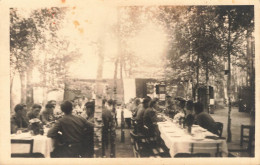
[11,128,54,158]
[157,118,228,157]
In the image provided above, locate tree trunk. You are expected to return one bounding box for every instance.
[10,71,15,114]
[247,32,255,126]
[227,12,232,142]
[120,54,124,104]
[42,54,48,106]
[26,67,34,108]
[19,71,27,104]
[113,59,118,102]
[206,58,209,113]
[95,40,105,158]
[196,53,200,102]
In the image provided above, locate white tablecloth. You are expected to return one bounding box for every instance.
[11,132,54,158]
[158,120,228,157]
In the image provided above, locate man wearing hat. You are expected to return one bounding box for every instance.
[27,104,42,120]
[11,104,29,134]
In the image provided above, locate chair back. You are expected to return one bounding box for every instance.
[190,142,222,157]
[215,122,223,137]
[11,139,33,155]
[131,118,138,133]
[174,153,191,157]
[130,131,141,157]
[11,139,45,158]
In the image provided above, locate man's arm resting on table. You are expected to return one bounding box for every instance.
[47,120,61,138]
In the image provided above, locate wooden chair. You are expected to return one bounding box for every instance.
[192,142,222,157]
[174,153,192,157]
[143,125,157,144]
[11,139,44,158]
[215,122,223,137]
[175,142,221,158]
[130,130,151,158]
[143,125,170,158]
[228,125,255,157]
[174,153,211,157]
[131,118,138,133]
[241,125,255,147]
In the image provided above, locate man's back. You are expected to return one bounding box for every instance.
[196,112,217,134]
[135,104,144,121]
[143,108,156,127]
[48,114,87,144]
[102,108,113,129]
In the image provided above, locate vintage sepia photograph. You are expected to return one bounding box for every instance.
[0,0,259,164]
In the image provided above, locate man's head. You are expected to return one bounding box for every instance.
[149,98,159,109]
[135,98,140,106]
[102,99,107,107]
[48,100,56,108]
[186,100,193,111]
[60,101,73,115]
[194,102,204,114]
[32,104,42,116]
[143,96,151,109]
[107,99,114,106]
[14,104,27,116]
[179,99,186,109]
[73,99,79,107]
[45,103,55,113]
[85,101,95,117]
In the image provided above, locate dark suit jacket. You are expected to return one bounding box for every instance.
[196,112,217,134]
[143,108,157,132]
[47,114,94,144]
[11,114,29,133]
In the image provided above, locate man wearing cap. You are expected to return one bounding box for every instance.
[40,103,55,125]
[27,104,42,120]
[11,104,29,134]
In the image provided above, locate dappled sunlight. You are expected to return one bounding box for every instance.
[128,23,167,66]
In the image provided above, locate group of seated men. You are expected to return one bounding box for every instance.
[128,96,220,136]
[11,100,57,134]
[11,100,96,157]
[128,96,159,136]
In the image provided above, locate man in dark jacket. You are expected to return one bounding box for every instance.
[143,98,158,136]
[102,99,116,157]
[47,101,94,157]
[27,104,42,120]
[11,104,29,134]
[194,102,218,135]
[134,96,151,133]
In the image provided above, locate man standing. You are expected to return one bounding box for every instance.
[102,99,116,157]
[47,101,94,157]
[11,104,29,134]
